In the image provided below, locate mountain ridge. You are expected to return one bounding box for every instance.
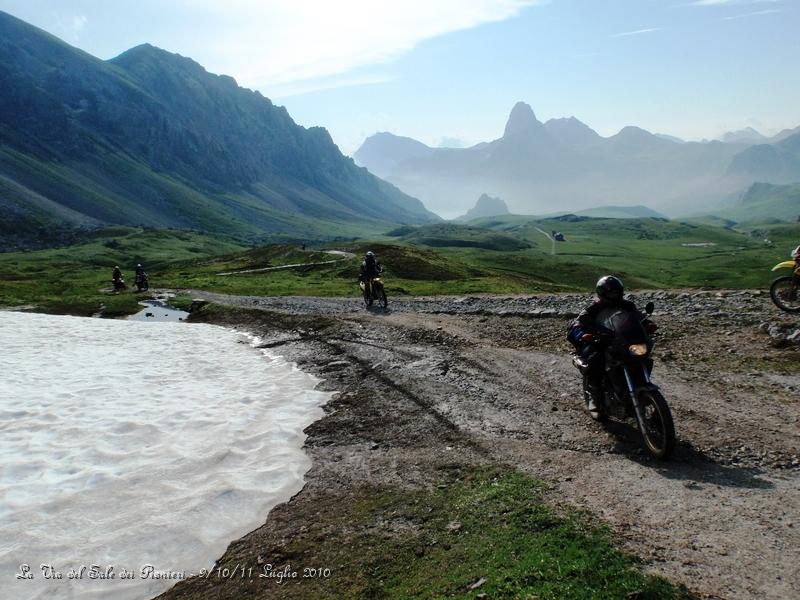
[0,10,438,246]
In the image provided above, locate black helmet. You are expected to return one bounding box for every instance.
[596,275,624,305]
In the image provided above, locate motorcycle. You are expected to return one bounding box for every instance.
[112,277,126,292]
[359,277,388,309]
[134,272,149,292]
[571,301,675,459]
[770,247,800,312]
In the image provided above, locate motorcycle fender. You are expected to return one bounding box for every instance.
[772,260,796,271]
[635,383,660,394]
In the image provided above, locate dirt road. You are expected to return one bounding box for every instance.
[160,290,799,599]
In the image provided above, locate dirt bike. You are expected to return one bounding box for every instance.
[134,272,149,292]
[770,251,800,312]
[112,277,126,292]
[359,277,388,309]
[571,301,675,459]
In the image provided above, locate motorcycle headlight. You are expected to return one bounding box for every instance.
[629,343,648,356]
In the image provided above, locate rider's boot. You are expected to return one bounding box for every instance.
[584,379,604,415]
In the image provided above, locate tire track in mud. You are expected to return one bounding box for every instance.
[319,337,492,458]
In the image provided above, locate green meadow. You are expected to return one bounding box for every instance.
[1,217,798,316]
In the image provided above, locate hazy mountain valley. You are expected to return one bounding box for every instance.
[354,102,800,220]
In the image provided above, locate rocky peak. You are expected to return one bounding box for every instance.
[503,102,544,138]
[455,193,510,222]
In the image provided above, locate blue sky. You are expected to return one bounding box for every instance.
[1,0,798,154]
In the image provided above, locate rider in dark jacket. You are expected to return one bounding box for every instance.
[112,265,124,291]
[359,251,382,296]
[568,276,655,412]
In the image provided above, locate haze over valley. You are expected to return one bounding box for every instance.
[354,102,800,220]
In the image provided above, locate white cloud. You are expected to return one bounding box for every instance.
[723,8,783,18]
[689,0,782,6]
[270,73,397,99]
[610,27,663,38]
[170,0,541,91]
[51,13,87,42]
[72,15,87,34]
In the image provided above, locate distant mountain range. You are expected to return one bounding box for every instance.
[716,125,800,145]
[354,102,800,219]
[0,11,438,247]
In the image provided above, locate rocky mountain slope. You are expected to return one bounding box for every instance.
[0,11,438,246]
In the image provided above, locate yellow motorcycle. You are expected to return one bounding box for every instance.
[770,246,800,312]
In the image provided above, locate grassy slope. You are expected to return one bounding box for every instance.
[0,146,393,243]
[469,216,800,289]
[389,223,532,251]
[0,227,247,315]
[130,219,800,300]
[350,469,685,598]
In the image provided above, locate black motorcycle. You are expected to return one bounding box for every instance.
[572,302,675,459]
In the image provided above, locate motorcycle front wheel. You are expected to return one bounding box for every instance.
[636,389,675,460]
[770,276,800,312]
[377,285,388,309]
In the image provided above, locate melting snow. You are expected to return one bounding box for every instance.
[0,311,329,599]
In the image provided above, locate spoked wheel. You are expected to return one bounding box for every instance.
[636,389,675,459]
[377,286,388,309]
[364,292,373,308]
[770,276,800,313]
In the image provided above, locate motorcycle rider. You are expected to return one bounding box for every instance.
[359,251,382,299]
[134,263,148,291]
[567,276,656,413]
[112,265,124,291]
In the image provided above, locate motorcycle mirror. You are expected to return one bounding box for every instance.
[645,301,654,315]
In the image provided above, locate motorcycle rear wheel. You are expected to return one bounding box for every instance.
[770,276,800,312]
[636,389,675,460]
